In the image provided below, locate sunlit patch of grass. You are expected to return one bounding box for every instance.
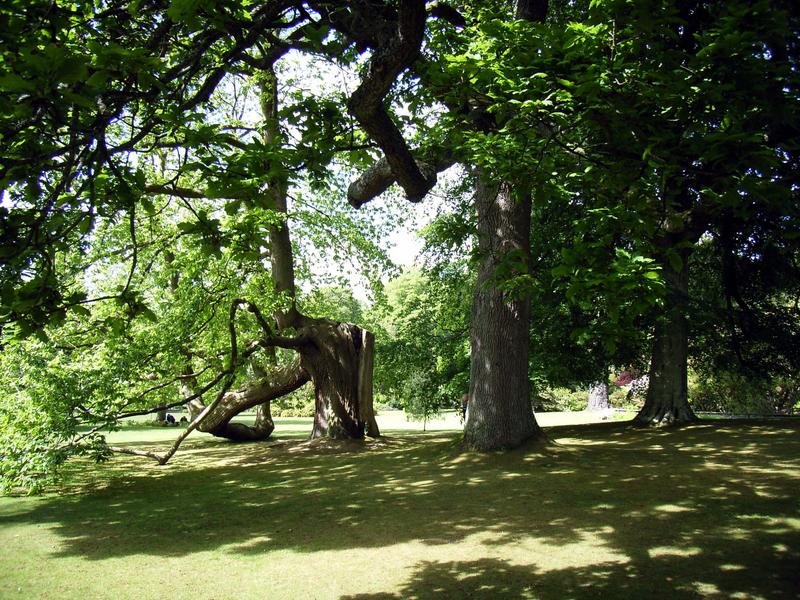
[648,545,703,558]
[1,418,798,599]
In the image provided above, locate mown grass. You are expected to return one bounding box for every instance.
[1,414,798,599]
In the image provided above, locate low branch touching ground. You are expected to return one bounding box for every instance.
[108,299,270,464]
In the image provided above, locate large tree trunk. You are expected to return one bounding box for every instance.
[301,320,379,439]
[464,174,544,450]
[178,319,381,443]
[462,0,548,450]
[635,249,698,425]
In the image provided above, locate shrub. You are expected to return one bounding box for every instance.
[271,386,315,417]
[534,387,587,412]
[609,387,631,408]
[689,371,800,415]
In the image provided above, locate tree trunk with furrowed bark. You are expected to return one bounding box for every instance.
[302,320,379,439]
[634,247,698,426]
[462,1,549,450]
[463,175,544,450]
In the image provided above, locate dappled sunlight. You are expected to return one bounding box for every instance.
[653,503,696,513]
[648,545,703,558]
[1,419,799,598]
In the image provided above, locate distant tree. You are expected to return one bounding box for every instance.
[402,372,441,431]
[591,0,800,425]
[370,266,470,417]
[301,286,365,327]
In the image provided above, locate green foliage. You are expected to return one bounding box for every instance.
[689,371,800,416]
[271,386,315,418]
[369,267,471,416]
[427,0,799,391]
[689,236,800,380]
[300,286,364,325]
[0,338,114,493]
[529,198,659,387]
[534,387,587,412]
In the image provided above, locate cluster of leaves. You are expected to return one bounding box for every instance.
[534,387,590,413]
[688,234,800,386]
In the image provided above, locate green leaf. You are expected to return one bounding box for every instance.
[0,74,36,92]
[72,305,91,317]
[141,197,155,215]
[140,307,159,322]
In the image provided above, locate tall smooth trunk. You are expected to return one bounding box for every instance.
[464,174,543,450]
[635,249,697,425]
[258,65,378,440]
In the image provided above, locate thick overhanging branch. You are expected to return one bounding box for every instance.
[116,367,231,420]
[517,0,549,22]
[347,147,456,208]
[345,0,435,202]
[195,360,309,434]
[427,1,467,27]
[143,183,247,200]
[345,0,550,208]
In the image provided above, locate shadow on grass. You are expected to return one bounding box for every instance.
[1,420,799,598]
[340,552,799,600]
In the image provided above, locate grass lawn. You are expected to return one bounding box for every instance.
[0,412,798,599]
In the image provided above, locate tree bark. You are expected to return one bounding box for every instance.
[184,360,310,441]
[464,174,544,450]
[300,320,378,439]
[358,329,381,437]
[587,381,611,411]
[634,248,698,425]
